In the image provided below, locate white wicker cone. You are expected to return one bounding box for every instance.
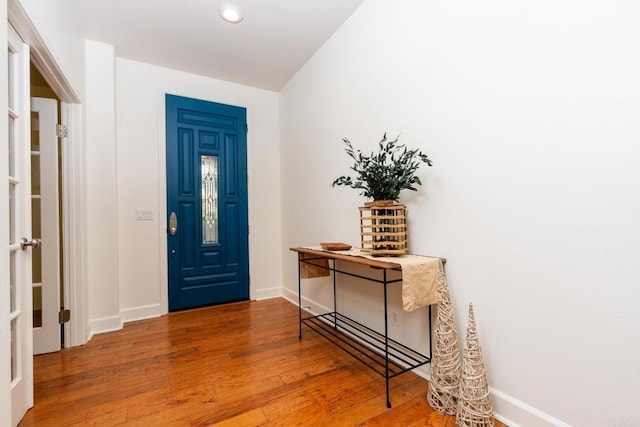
[427,269,461,415]
[456,303,495,427]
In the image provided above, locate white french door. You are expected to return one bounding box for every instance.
[7,23,34,427]
[31,97,61,355]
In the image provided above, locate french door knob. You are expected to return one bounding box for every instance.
[21,238,41,250]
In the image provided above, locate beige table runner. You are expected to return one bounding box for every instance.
[298,246,444,312]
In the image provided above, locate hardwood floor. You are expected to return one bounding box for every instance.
[19,298,505,426]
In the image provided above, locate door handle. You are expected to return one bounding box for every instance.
[169,212,178,235]
[21,238,41,250]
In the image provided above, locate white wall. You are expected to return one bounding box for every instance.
[16,0,85,101]
[115,58,282,321]
[85,40,120,335]
[280,0,640,426]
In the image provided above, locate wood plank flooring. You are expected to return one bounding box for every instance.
[19,298,505,426]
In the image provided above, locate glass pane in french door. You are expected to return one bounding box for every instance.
[30,112,43,329]
[10,251,16,313]
[11,319,17,381]
[8,116,15,175]
[9,182,18,321]
[9,182,16,245]
[8,46,15,109]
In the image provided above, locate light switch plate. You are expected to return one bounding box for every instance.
[136,208,153,220]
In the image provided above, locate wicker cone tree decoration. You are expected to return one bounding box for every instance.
[427,269,461,414]
[456,303,495,427]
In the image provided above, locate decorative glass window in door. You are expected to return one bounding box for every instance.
[201,155,219,244]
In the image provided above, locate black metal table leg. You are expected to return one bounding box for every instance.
[333,260,338,329]
[298,253,302,339]
[383,269,391,408]
[428,304,433,360]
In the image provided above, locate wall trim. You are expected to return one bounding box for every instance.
[120,304,162,323]
[490,388,571,427]
[156,88,169,315]
[88,315,122,338]
[61,102,87,348]
[281,290,566,427]
[282,288,333,315]
[254,286,283,301]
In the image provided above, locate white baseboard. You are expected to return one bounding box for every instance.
[120,303,162,323]
[88,314,123,338]
[254,286,283,300]
[280,290,569,427]
[490,387,571,427]
[282,287,297,305]
[282,287,332,314]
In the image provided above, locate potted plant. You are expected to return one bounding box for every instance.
[332,133,433,256]
[332,133,433,204]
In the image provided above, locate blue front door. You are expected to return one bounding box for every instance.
[166,94,249,311]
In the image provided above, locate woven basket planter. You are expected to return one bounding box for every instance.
[359,201,408,256]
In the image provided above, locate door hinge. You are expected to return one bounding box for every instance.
[56,123,68,138]
[246,123,248,134]
[58,309,71,324]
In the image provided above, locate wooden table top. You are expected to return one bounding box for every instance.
[290,247,446,270]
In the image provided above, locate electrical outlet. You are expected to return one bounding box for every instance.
[391,311,399,326]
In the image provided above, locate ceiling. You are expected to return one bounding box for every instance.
[70,0,365,91]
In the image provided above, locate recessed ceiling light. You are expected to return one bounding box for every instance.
[220,5,243,24]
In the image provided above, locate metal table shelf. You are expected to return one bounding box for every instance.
[291,247,443,408]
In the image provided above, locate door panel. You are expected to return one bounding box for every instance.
[31,97,61,355]
[166,95,249,311]
[7,23,34,427]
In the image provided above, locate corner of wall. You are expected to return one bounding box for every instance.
[254,287,284,301]
[87,315,122,339]
[120,304,162,324]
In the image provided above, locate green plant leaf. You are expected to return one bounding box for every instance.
[331,133,433,201]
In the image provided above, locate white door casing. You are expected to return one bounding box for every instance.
[31,97,61,355]
[7,23,34,427]
[59,101,88,348]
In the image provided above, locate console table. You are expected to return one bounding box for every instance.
[291,246,446,408]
